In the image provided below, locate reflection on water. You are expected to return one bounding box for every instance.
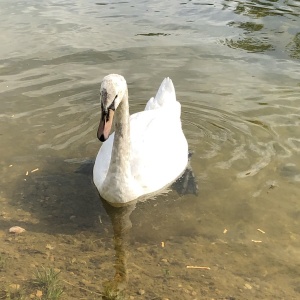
[1,0,300,299]
[222,0,300,57]
[101,201,134,299]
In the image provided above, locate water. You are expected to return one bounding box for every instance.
[1,0,300,299]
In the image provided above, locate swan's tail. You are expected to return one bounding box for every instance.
[155,77,176,106]
[145,77,176,110]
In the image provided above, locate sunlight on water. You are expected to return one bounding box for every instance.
[1,0,300,299]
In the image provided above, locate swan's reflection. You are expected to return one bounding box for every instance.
[95,161,198,299]
[101,199,136,299]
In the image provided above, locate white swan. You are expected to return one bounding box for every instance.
[93,74,188,205]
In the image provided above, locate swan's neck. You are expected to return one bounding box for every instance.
[102,89,136,203]
[111,89,131,174]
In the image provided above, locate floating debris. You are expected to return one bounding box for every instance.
[98,215,102,224]
[244,283,252,290]
[46,244,54,250]
[31,168,39,173]
[257,228,265,234]
[223,228,228,234]
[161,241,165,248]
[36,290,43,298]
[138,289,145,295]
[251,239,262,243]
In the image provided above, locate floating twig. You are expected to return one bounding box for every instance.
[186,266,210,270]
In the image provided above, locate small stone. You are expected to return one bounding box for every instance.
[9,226,26,234]
[161,258,168,263]
[138,289,145,295]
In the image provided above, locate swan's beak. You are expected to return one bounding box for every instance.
[97,109,115,142]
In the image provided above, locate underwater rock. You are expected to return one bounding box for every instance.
[9,226,26,234]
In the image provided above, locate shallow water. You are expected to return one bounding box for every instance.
[1,0,300,299]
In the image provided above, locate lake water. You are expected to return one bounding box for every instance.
[1,0,300,299]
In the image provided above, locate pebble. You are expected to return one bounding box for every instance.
[9,226,26,234]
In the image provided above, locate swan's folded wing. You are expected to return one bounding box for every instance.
[129,106,188,194]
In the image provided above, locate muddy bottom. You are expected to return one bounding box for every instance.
[0,159,300,300]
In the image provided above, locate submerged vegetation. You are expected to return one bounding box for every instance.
[32,267,63,300]
[0,267,63,300]
[0,253,7,271]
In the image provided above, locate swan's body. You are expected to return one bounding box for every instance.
[93,74,188,205]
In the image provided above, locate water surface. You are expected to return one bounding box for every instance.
[1,0,300,299]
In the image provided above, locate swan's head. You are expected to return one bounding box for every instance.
[97,74,127,142]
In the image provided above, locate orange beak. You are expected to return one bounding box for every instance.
[97,109,115,142]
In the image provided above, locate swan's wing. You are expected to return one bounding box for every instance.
[130,104,188,194]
